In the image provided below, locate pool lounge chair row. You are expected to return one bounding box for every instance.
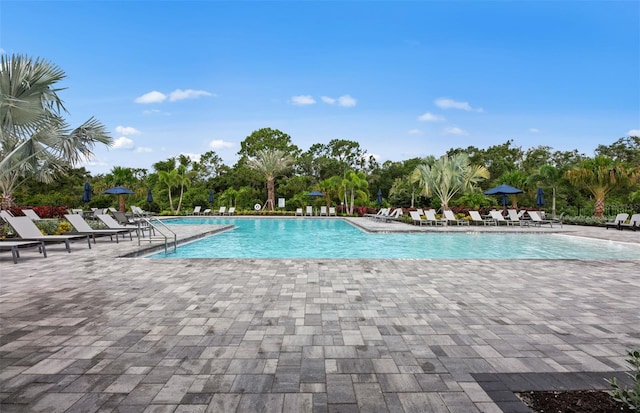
[605,213,640,231]
[0,210,141,264]
[189,206,235,216]
[408,209,563,227]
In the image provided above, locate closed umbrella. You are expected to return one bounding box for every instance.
[102,186,135,212]
[535,188,545,207]
[82,182,92,203]
[147,188,154,203]
[377,188,382,205]
[209,189,214,204]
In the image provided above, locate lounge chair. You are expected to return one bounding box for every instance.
[506,209,524,226]
[216,206,227,215]
[3,215,91,252]
[21,209,43,220]
[0,240,47,264]
[189,206,202,215]
[64,214,132,243]
[378,208,403,222]
[424,209,446,226]
[527,211,554,227]
[202,208,211,215]
[469,210,496,226]
[226,207,235,216]
[320,206,327,216]
[305,206,313,216]
[96,214,145,237]
[295,208,303,216]
[329,207,336,216]
[131,205,151,217]
[443,210,469,225]
[489,210,510,226]
[409,210,426,226]
[366,208,388,220]
[111,210,138,226]
[620,213,640,231]
[605,213,629,230]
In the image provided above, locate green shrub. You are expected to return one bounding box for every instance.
[34,220,61,235]
[607,349,640,410]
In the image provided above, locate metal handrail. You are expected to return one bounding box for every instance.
[137,217,177,254]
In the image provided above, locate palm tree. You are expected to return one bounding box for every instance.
[499,170,528,208]
[104,166,138,212]
[0,54,112,209]
[412,153,489,211]
[530,164,563,218]
[174,165,192,214]
[158,169,180,213]
[565,156,639,217]
[341,170,369,214]
[246,149,294,211]
[317,176,342,208]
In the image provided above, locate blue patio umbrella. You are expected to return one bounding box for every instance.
[377,188,382,205]
[209,189,214,203]
[484,184,524,210]
[102,186,135,212]
[535,187,545,207]
[307,190,325,197]
[147,188,154,203]
[82,182,92,203]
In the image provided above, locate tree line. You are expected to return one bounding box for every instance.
[2,54,639,218]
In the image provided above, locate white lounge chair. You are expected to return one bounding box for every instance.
[21,209,43,220]
[226,207,235,216]
[366,208,388,220]
[0,240,47,264]
[424,209,446,226]
[527,211,554,227]
[305,206,313,216]
[329,207,336,216]
[489,210,510,226]
[3,215,91,252]
[443,210,469,225]
[64,214,133,243]
[189,206,202,215]
[216,206,226,215]
[507,209,523,226]
[620,213,640,231]
[409,210,425,226]
[202,208,211,215]
[605,213,629,230]
[320,206,327,216]
[469,210,496,226]
[295,208,303,216]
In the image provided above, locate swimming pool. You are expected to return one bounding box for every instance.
[147,218,640,259]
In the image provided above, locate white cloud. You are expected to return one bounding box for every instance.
[337,95,357,107]
[291,95,316,106]
[627,129,640,136]
[209,139,234,149]
[529,128,541,133]
[435,98,483,112]
[443,127,468,136]
[115,126,141,135]
[408,129,423,135]
[418,112,445,122]
[143,109,162,115]
[135,147,153,153]
[168,89,214,101]
[112,137,134,149]
[321,94,357,107]
[135,91,167,104]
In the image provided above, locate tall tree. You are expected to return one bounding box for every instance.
[529,165,564,218]
[0,54,112,209]
[104,166,139,212]
[341,170,369,215]
[246,149,294,211]
[412,153,490,211]
[565,156,639,217]
[158,169,179,213]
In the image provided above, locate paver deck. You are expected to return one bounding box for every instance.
[1,218,638,412]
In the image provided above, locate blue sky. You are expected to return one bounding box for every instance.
[2,1,639,175]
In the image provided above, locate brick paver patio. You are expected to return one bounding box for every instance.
[1,218,638,412]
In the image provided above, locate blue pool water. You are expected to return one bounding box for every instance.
[147,218,640,259]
